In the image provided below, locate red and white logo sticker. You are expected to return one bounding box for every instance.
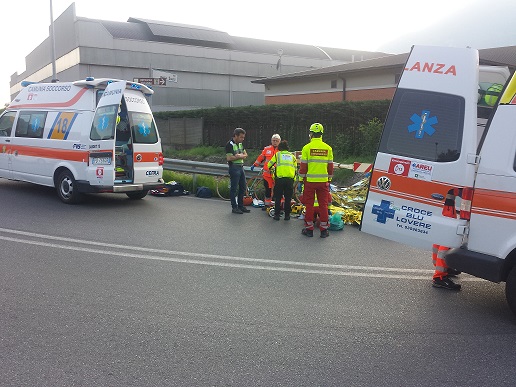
[96,167,104,178]
[388,157,410,176]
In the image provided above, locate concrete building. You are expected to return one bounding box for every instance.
[253,46,516,105]
[9,2,385,111]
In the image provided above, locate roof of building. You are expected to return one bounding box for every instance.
[92,17,386,61]
[251,46,516,84]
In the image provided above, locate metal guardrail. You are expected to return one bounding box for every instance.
[162,158,369,189]
[163,158,261,177]
[162,158,262,189]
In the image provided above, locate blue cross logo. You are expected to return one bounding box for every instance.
[138,121,150,137]
[98,115,109,131]
[408,110,437,139]
[372,200,396,224]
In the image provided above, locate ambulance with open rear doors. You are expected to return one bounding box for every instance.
[0,78,164,203]
[360,46,516,315]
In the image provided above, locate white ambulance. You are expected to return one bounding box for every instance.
[360,46,516,314]
[0,78,164,203]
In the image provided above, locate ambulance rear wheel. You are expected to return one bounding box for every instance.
[56,170,82,204]
[126,190,148,200]
[505,266,516,316]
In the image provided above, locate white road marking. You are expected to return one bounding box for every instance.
[0,228,485,281]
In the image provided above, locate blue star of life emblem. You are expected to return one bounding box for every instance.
[372,200,395,224]
[408,110,437,139]
[98,115,109,131]
[138,121,150,136]
[31,118,40,132]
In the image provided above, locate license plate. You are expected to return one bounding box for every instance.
[91,157,111,165]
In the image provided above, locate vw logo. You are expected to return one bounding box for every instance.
[377,176,391,191]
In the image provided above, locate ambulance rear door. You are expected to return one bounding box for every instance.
[123,88,162,185]
[360,46,479,251]
[88,81,125,186]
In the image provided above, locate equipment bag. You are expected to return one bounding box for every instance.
[195,186,212,198]
[329,212,344,231]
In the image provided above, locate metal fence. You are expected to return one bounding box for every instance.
[156,118,203,149]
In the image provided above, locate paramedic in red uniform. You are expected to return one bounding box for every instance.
[299,123,333,238]
[251,134,281,208]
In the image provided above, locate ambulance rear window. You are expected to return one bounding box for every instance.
[129,112,158,144]
[90,105,117,141]
[379,89,465,162]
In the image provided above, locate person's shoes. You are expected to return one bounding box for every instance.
[239,207,250,213]
[232,208,243,214]
[320,229,330,238]
[302,228,313,237]
[432,276,461,290]
[273,215,280,221]
[284,215,290,221]
[447,268,462,277]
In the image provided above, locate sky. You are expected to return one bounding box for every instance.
[0,0,501,106]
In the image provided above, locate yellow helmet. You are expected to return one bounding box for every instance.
[310,123,324,133]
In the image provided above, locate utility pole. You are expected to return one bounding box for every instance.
[50,0,57,82]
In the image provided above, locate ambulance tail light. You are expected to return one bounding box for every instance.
[459,187,474,220]
[158,152,164,166]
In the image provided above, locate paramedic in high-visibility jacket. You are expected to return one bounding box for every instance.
[251,134,281,208]
[267,140,297,221]
[299,123,334,238]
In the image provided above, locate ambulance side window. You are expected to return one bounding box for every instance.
[15,111,47,139]
[0,111,16,137]
[95,90,104,107]
[90,105,117,141]
[379,89,465,162]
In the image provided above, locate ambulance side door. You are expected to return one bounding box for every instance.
[88,81,125,185]
[0,111,17,179]
[360,46,479,251]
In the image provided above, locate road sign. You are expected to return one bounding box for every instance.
[133,77,167,86]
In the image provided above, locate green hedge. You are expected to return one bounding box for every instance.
[154,100,390,156]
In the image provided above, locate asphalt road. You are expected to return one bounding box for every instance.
[0,180,515,387]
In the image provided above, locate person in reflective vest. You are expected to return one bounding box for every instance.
[267,140,296,221]
[225,128,250,214]
[299,123,333,238]
[251,134,280,208]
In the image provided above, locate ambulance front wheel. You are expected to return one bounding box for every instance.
[505,265,516,316]
[126,190,149,200]
[56,170,82,204]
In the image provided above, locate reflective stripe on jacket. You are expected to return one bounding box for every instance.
[267,150,296,179]
[299,137,334,182]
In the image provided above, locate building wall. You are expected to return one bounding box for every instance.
[9,4,353,111]
[266,91,342,104]
[264,87,396,104]
[263,69,398,104]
